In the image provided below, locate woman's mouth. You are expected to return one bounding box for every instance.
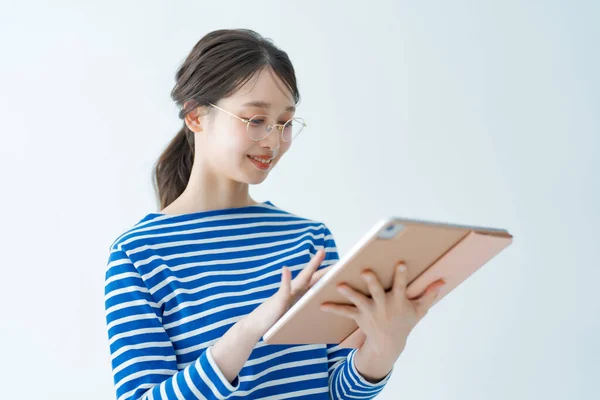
[247,155,273,170]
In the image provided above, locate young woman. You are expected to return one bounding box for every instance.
[104,29,444,400]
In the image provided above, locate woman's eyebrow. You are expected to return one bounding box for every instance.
[241,101,296,112]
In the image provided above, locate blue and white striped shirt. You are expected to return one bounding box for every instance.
[105,201,392,399]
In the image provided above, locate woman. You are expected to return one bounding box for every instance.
[104,28,444,400]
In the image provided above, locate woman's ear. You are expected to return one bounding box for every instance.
[183,101,208,133]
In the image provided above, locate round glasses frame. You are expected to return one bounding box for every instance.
[209,103,306,142]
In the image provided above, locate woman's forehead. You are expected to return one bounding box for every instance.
[228,68,295,110]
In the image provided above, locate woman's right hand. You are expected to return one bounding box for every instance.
[210,249,331,384]
[247,249,329,336]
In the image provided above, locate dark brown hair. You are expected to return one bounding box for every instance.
[152,29,300,210]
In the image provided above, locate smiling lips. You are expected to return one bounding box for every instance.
[247,155,273,170]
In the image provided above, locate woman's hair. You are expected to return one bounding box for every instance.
[152,29,300,210]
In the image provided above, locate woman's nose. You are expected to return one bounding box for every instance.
[260,126,281,150]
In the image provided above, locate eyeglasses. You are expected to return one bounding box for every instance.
[209,103,306,142]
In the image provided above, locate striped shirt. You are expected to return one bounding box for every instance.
[104,201,392,399]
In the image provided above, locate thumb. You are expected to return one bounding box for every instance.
[414,281,444,318]
[309,264,331,287]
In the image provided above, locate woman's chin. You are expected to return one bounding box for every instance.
[246,172,270,185]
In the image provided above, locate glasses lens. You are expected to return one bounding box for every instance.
[282,118,305,142]
[247,115,273,140]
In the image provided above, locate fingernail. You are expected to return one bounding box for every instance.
[398,265,406,272]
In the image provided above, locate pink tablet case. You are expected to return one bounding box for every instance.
[339,230,513,348]
[263,219,513,347]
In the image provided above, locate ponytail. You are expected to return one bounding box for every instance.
[152,124,195,210]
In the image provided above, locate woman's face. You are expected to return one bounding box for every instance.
[195,67,297,185]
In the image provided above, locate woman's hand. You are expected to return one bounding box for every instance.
[212,249,330,384]
[247,249,329,336]
[320,261,445,382]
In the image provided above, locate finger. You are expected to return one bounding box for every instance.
[414,281,445,318]
[320,303,360,319]
[297,249,325,283]
[337,284,371,312]
[361,270,386,306]
[278,266,292,298]
[291,249,325,295]
[392,261,408,296]
[411,279,446,301]
[309,265,331,287]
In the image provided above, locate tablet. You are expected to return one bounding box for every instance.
[263,216,513,347]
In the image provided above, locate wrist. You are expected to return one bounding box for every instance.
[240,311,270,341]
[353,349,395,383]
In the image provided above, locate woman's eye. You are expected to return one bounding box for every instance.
[249,118,265,125]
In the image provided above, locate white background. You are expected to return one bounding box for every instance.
[1,1,598,399]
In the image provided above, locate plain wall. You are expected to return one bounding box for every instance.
[0,1,598,399]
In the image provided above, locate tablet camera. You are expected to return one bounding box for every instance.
[378,222,404,239]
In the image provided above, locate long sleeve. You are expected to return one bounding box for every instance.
[320,224,393,398]
[327,346,391,399]
[105,249,241,400]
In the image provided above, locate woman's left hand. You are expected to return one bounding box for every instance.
[320,261,445,382]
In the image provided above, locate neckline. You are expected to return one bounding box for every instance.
[142,200,275,222]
